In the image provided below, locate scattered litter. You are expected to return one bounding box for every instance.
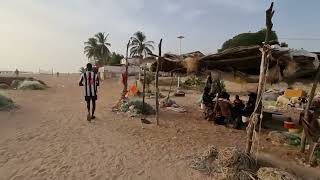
[166,106,187,113]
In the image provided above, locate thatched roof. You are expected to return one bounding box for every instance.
[150,46,319,82]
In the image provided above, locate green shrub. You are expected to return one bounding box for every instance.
[183,76,205,91]
[211,77,226,95]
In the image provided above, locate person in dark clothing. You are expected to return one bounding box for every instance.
[202,86,215,120]
[79,63,100,121]
[244,92,257,117]
[231,95,245,129]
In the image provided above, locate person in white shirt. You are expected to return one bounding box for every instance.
[79,63,99,121]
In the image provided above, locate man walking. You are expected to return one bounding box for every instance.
[79,63,99,121]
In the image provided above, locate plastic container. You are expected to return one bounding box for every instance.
[283,121,295,129]
[242,116,249,123]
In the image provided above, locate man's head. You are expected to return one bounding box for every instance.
[235,95,240,99]
[86,63,93,71]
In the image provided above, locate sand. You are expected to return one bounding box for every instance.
[0,74,311,180]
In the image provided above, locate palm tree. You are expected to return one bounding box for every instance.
[84,32,111,65]
[130,31,154,58]
[84,37,98,60]
[95,32,111,59]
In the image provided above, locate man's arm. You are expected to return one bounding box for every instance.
[79,74,84,86]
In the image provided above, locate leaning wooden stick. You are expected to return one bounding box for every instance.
[300,65,320,153]
[122,40,130,99]
[246,2,274,154]
[155,39,163,126]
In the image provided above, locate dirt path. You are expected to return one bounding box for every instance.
[0,75,309,180]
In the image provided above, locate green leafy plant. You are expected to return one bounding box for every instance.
[183,76,205,91]
[211,77,226,95]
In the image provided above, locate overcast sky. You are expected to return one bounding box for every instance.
[1,0,320,72]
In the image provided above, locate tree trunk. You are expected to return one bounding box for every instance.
[300,65,320,152]
[155,39,163,125]
[246,2,274,154]
[122,40,130,99]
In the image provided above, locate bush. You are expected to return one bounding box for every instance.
[18,80,46,90]
[211,77,226,95]
[0,92,15,110]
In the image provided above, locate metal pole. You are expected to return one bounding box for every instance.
[179,38,181,55]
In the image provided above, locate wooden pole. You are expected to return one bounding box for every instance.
[155,39,163,125]
[122,40,130,99]
[300,65,320,152]
[246,2,274,154]
[142,67,146,115]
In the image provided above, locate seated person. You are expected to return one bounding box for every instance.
[214,91,232,125]
[234,95,244,107]
[243,92,257,117]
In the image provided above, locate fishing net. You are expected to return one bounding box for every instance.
[18,80,46,90]
[190,146,257,179]
[119,99,155,115]
[0,92,15,110]
[190,145,219,175]
[257,167,298,180]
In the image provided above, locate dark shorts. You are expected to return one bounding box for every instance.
[85,96,97,101]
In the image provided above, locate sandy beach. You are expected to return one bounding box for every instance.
[0,75,309,180]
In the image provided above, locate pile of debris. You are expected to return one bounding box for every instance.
[190,146,299,180]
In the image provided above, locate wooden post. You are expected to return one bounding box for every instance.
[300,65,320,152]
[142,67,146,115]
[246,2,274,154]
[155,39,163,125]
[122,40,130,99]
[167,72,174,99]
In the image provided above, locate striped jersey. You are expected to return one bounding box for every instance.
[79,71,99,97]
